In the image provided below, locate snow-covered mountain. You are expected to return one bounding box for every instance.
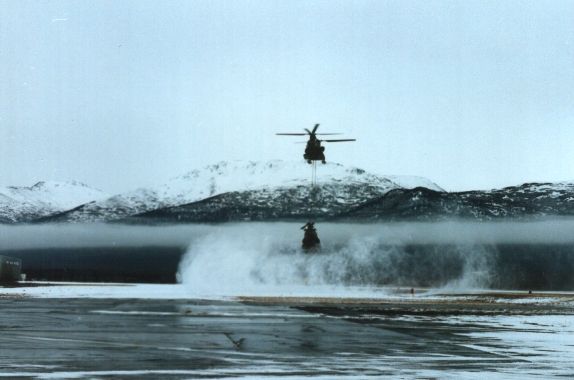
[0,181,108,223]
[339,181,574,221]
[9,160,574,224]
[132,176,574,223]
[39,160,442,223]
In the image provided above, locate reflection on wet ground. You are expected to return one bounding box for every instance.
[0,296,573,378]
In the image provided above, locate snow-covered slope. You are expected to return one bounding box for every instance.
[0,181,108,223]
[42,160,442,223]
[6,161,574,224]
[151,160,442,198]
[340,181,574,221]
[385,175,443,192]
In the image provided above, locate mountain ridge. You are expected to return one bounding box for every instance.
[4,161,574,224]
[0,181,108,223]
[35,160,442,223]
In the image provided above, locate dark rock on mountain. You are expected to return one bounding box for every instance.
[339,182,574,221]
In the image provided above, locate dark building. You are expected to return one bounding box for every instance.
[0,255,22,283]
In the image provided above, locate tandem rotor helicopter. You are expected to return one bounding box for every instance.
[276,124,356,252]
[276,124,356,164]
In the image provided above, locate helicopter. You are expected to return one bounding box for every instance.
[277,124,356,164]
[301,221,320,251]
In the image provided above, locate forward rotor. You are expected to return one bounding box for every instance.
[276,124,342,137]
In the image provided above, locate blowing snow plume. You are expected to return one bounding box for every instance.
[177,220,574,298]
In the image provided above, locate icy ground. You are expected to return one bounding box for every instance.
[2,282,574,304]
[0,283,573,379]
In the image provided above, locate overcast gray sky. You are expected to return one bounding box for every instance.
[1,0,573,193]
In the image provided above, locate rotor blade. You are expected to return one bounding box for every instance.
[315,133,342,135]
[323,139,356,142]
[312,124,320,134]
[304,128,312,135]
[276,133,307,136]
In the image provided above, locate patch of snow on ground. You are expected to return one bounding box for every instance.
[0,283,191,299]
[0,282,467,301]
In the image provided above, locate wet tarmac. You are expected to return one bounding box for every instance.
[0,294,573,379]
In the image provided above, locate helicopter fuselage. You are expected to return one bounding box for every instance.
[276,124,354,165]
[304,138,326,164]
[302,224,321,251]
